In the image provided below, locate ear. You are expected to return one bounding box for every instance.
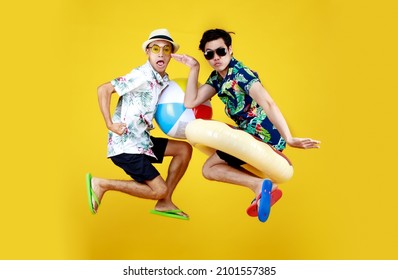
[228,46,233,55]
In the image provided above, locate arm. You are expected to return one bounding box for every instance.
[97,82,126,135]
[249,82,320,149]
[172,53,216,108]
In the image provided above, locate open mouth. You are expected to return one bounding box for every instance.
[156,60,165,67]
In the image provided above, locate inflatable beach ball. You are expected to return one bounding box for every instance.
[155,78,212,139]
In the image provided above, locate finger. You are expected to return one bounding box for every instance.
[305,142,320,149]
[171,53,183,61]
[302,138,321,145]
[117,125,126,134]
[311,139,321,144]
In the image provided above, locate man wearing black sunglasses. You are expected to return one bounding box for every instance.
[173,28,320,222]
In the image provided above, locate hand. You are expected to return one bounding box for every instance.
[171,53,199,68]
[287,137,321,149]
[109,122,127,136]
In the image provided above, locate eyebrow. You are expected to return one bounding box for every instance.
[205,46,225,51]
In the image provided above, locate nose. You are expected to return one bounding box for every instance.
[213,53,221,60]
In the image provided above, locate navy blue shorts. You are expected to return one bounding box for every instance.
[110,136,168,182]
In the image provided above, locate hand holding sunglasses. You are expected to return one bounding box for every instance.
[204,47,227,60]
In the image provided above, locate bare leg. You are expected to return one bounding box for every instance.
[89,141,192,215]
[154,140,192,215]
[90,175,167,213]
[202,152,278,197]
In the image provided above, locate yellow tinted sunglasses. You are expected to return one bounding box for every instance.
[147,44,172,55]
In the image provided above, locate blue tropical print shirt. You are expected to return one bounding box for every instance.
[205,57,286,151]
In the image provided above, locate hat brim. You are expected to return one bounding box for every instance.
[142,39,180,53]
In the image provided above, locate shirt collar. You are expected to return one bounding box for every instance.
[229,57,238,67]
[144,60,169,87]
[214,57,238,81]
[227,57,238,75]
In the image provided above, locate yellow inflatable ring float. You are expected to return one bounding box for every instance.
[185,119,293,183]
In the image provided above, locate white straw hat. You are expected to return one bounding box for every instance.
[142,28,179,53]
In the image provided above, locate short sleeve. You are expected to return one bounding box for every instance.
[236,67,260,94]
[205,70,220,91]
[111,69,147,96]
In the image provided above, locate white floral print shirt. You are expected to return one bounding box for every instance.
[107,61,169,158]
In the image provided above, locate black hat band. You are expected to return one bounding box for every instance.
[149,35,174,42]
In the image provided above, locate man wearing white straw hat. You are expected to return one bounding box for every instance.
[86,29,191,220]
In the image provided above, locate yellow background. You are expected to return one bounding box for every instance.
[1,0,397,259]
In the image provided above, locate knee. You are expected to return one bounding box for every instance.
[182,142,193,157]
[201,163,214,181]
[178,142,193,161]
[153,185,167,200]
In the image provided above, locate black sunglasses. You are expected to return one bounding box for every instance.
[204,47,227,60]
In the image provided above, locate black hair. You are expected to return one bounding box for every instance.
[198,29,235,52]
